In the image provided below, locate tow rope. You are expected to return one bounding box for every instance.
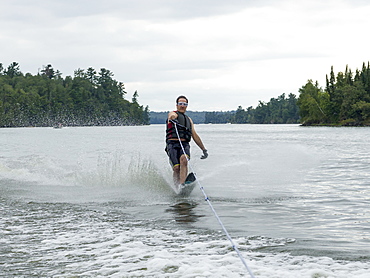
[171,120,256,278]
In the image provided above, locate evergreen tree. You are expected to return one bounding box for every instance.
[297,80,328,125]
[233,106,247,123]
[5,62,22,78]
[132,90,139,104]
[41,64,55,79]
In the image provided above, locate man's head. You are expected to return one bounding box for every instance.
[176,95,188,113]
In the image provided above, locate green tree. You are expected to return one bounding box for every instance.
[339,81,368,121]
[232,106,247,123]
[352,101,370,124]
[132,90,139,104]
[41,64,55,79]
[5,62,22,78]
[253,101,269,123]
[297,80,328,125]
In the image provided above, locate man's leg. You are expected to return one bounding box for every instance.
[173,165,180,185]
[179,154,188,184]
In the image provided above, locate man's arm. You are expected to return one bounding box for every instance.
[190,118,206,151]
[190,119,208,159]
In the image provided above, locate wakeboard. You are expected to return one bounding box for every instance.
[176,172,196,197]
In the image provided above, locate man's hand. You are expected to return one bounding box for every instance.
[200,149,208,159]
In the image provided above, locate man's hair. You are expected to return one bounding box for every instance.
[176,95,188,103]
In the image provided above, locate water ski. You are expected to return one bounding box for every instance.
[177,172,196,197]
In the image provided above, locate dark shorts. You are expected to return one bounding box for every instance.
[166,140,190,168]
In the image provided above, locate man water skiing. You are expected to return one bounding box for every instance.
[166,95,208,188]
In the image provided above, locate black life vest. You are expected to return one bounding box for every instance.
[166,111,192,142]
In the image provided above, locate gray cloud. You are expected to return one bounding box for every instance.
[1,0,370,111]
[2,0,273,21]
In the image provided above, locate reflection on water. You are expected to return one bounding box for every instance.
[166,201,204,223]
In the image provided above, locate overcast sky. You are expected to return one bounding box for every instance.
[1,0,369,111]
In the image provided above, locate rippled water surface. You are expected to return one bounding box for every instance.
[1,125,369,277]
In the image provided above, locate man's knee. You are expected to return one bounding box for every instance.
[180,155,188,165]
[173,165,180,172]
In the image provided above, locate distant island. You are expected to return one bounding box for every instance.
[0,62,149,127]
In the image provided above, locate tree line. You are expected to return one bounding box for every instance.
[297,62,370,126]
[205,62,370,126]
[205,93,299,124]
[5,61,368,127]
[0,62,150,127]
[150,111,206,124]
[149,93,299,124]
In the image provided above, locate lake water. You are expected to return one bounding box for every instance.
[1,124,369,277]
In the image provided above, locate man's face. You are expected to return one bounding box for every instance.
[176,98,188,113]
